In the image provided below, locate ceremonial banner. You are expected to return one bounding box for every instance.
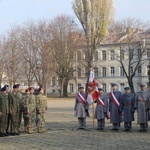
[86,69,99,105]
[110,91,120,107]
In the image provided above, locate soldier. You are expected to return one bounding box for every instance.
[36,87,47,133]
[23,89,30,132]
[26,87,36,134]
[136,84,150,132]
[109,83,122,130]
[9,84,20,135]
[0,86,9,137]
[17,84,23,132]
[122,87,135,131]
[95,88,108,130]
[74,86,89,130]
[4,85,11,134]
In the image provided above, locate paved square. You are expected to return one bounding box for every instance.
[0,98,150,150]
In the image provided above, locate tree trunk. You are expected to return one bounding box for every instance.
[63,79,68,97]
[128,77,135,94]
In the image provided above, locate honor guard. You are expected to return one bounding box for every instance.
[74,86,89,130]
[136,84,150,132]
[109,83,122,130]
[122,87,135,131]
[95,88,108,130]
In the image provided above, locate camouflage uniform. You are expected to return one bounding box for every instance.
[22,94,30,131]
[25,93,36,133]
[36,93,47,133]
[9,91,20,135]
[17,91,23,131]
[0,92,9,136]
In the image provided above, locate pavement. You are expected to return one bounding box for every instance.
[0,98,150,150]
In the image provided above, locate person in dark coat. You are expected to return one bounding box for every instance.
[122,87,135,131]
[109,83,122,130]
[135,84,150,132]
[74,86,89,130]
[95,88,108,130]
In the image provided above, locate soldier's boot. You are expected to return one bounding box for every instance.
[27,127,34,134]
[41,127,46,133]
[38,127,43,133]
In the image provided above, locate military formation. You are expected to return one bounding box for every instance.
[0,84,47,137]
[74,83,150,132]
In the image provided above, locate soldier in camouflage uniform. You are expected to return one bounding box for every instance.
[26,87,36,134]
[17,84,23,132]
[0,86,9,137]
[23,89,30,132]
[9,84,20,135]
[36,87,47,133]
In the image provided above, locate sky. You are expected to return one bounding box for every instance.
[0,0,150,35]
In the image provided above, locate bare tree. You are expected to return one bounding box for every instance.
[49,15,80,97]
[109,19,150,93]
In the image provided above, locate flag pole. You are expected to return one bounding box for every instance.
[92,102,95,128]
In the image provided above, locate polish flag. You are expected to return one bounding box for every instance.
[110,92,120,107]
[86,70,99,105]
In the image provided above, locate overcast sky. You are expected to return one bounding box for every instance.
[0,0,150,34]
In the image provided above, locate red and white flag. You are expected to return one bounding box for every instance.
[97,97,105,107]
[77,92,86,104]
[110,92,120,107]
[86,70,99,105]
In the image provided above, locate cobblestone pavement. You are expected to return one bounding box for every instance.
[0,98,150,150]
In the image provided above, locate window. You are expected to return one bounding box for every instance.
[94,67,98,77]
[78,68,81,77]
[120,83,125,92]
[120,50,124,60]
[93,51,98,61]
[102,83,107,93]
[138,66,142,74]
[110,50,115,60]
[110,67,115,77]
[120,67,125,76]
[137,49,141,59]
[129,49,134,59]
[57,79,61,86]
[52,77,56,86]
[85,67,88,77]
[77,51,82,61]
[102,51,106,60]
[102,67,107,77]
[70,83,74,93]
[130,66,133,74]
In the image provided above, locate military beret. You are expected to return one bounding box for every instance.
[25,89,29,93]
[4,85,9,88]
[29,87,34,91]
[111,83,117,87]
[16,84,20,87]
[124,87,130,90]
[140,84,145,87]
[1,86,7,91]
[98,88,103,91]
[79,86,84,89]
[38,87,43,91]
[13,84,18,89]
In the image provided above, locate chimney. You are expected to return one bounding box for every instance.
[126,27,133,34]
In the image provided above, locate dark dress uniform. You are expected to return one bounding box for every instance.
[109,90,122,130]
[122,92,135,131]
